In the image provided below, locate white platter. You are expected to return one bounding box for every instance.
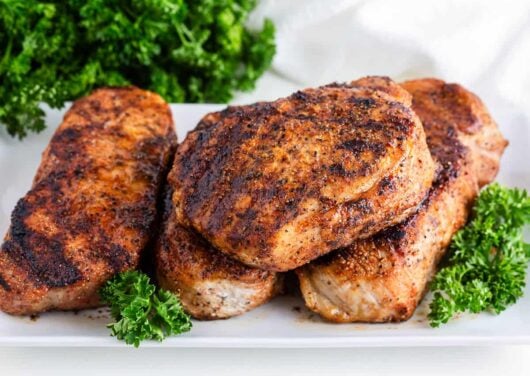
[0,103,529,347]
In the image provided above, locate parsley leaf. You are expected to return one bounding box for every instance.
[428,183,530,327]
[0,0,276,138]
[100,271,192,347]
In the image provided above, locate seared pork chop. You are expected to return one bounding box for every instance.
[170,77,435,271]
[156,187,282,320]
[400,79,507,187]
[0,87,176,315]
[296,79,507,322]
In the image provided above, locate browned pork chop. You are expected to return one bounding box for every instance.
[0,87,176,315]
[401,79,507,187]
[170,76,435,271]
[156,187,283,320]
[296,79,507,323]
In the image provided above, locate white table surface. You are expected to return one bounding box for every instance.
[1,346,529,375]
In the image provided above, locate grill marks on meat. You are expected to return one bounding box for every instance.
[156,187,282,320]
[170,76,435,271]
[0,87,176,315]
[1,77,505,323]
[400,79,508,187]
[296,79,507,323]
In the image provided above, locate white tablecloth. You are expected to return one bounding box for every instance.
[239,0,530,113]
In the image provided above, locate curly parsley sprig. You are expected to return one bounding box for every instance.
[429,183,530,327]
[0,0,276,138]
[100,271,191,347]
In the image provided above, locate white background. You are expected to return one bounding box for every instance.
[2,0,530,374]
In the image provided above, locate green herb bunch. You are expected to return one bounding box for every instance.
[0,0,276,138]
[100,271,192,347]
[429,183,530,327]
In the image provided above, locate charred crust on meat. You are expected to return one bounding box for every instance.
[345,198,373,215]
[378,177,395,195]
[323,82,352,89]
[338,139,385,157]
[3,199,82,288]
[376,226,407,243]
[104,244,134,273]
[439,83,481,134]
[0,275,11,291]
[157,191,274,283]
[329,163,353,177]
[349,97,377,108]
[403,80,472,188]
[297,78,506,323]
[0,87,176,310]
[292,90,310,101]
[358,120,385,132]
[170,77,435,270]
[49,128,84,160]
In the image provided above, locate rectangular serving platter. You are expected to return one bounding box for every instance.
[0,103,529,347]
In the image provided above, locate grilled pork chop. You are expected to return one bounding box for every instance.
[0,87,176,315]
[170,76,435,271]
[156,187,282,320]
[402,79,507,187]
[296,79,507,322]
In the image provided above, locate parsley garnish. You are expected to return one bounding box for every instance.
[100,271,192,347]
[429,183,530,327]
[0,0,276,138]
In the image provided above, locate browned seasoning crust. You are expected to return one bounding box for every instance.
[170,76,435,271]
[296,79,508,323]
[0,87,176,315]
[400,79,508,187]
[156,186,282,320]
